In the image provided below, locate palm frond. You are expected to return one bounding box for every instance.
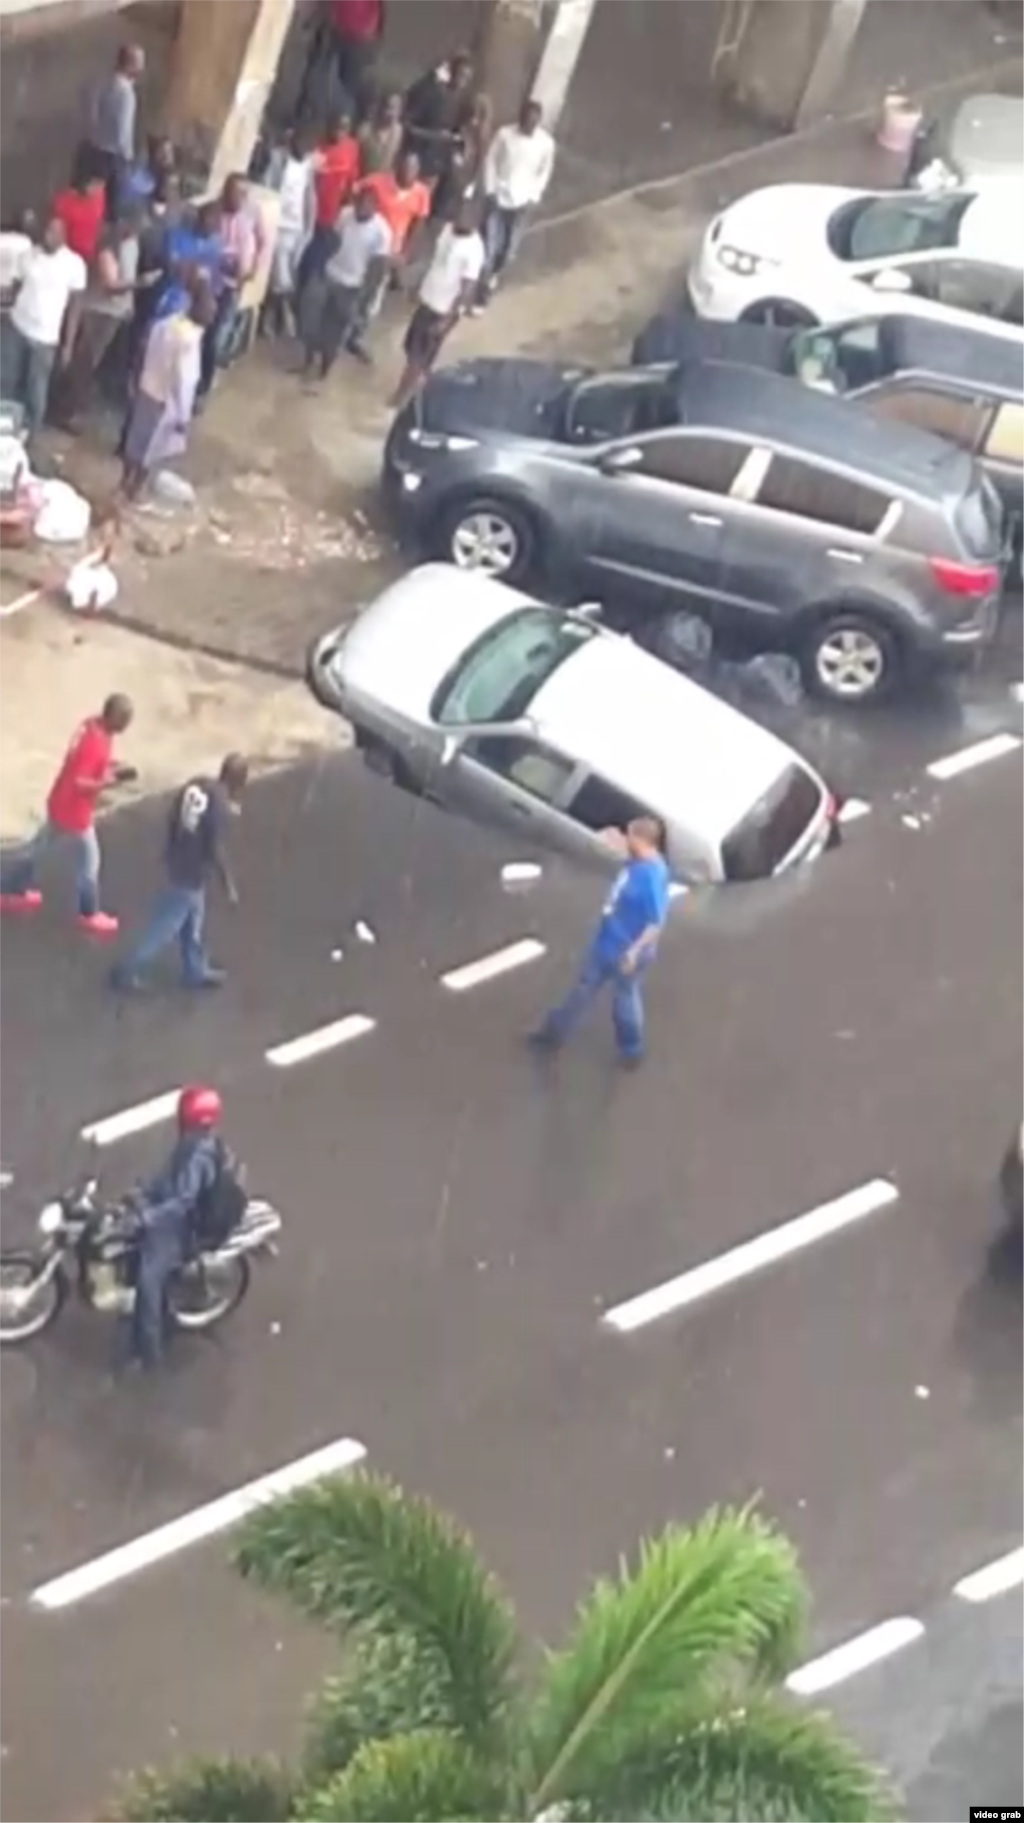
[294,1728,506,1822]
[302,1628,462,1785]
[526,1505,807,1812]
[109,1755,294,1821]
[235,1471,520,1751]
[566,1697,897,1821]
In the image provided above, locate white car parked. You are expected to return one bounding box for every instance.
[307,565,838,885]
[687,181,1023,341]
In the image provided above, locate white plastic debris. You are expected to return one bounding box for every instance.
[330,947,344,962]
[354,920,376,944]
[501,861,542,886]
[901,813,922,831]
[270,1321,282,1336]
[152,469,197,508]
[34,478,90,544]
[914,1384,930,1400]
[65,558,118,613]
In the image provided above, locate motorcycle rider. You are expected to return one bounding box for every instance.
[128,1084,227,1370]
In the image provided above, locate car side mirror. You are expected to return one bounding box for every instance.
[599,445,644,476]
[870,267,912,294]
[570,601,603,621]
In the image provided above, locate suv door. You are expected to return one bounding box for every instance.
[584,432,751,613]
[721,451,895,632]
[443,732,590,855]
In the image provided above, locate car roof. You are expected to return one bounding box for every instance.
[875,313,1023,394]
[672,359,969,491]
[958,182,1024,259]
[530,628,813,841]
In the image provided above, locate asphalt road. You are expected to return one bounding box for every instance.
[1,653,1022,1819]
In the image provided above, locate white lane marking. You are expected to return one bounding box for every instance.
[838,797,871,824]
[603,1178,898,1334]
[926,731,1021,781]
[953,1546,1024,1604]
[441,937,546,992]
[786,1617,924,1695]
[501,862,542,885]
[81,1089,182,1147]
[0,585,44,620]
[30,1436,367,1611]
[0,1169,12,1187]
[266,1013,375,1068]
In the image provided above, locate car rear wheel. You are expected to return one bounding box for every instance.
[740,299,818,329]
[801,611,901,705]
[440,496,536,584]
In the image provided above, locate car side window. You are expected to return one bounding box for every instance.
[635,435,750,494]
[928,259,1019,321]
[566,771,654,834]
[869,386,987,449]
[461,735,576,804]
[755,456,890,536]
[985,402,1024,464]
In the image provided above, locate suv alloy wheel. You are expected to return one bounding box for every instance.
[801,610,901,705]
[441,495,536,583]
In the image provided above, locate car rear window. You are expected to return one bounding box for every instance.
[954,475,1005,558]
[721,765,823,881]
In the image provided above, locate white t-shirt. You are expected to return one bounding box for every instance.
[419,226,485,315]
[326,207,392,287]
[275,153,314,238]
[11,244,87,346]
[484,124,555,210]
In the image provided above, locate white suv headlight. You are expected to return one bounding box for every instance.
[716,244,776,278]
[407,430,479,453]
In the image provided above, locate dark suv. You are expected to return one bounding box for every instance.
[383,358,1005,704]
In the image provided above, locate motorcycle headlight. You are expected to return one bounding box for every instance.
[38,1202,64,1236]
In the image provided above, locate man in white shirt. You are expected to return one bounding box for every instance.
[391,199,484,412]
[0,217,87,443]
[476,100,554,309]
[300,186,392,380]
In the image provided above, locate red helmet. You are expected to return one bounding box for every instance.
[177,1085,223,1130]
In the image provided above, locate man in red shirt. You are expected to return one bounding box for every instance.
[0,693,134,935]
[327,0,384,118]
[296,113,361,302]
[51,174,107,263]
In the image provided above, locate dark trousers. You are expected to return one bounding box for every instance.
[301,277,363,373]
[198,291,241,399]
[131,1222,185,1366]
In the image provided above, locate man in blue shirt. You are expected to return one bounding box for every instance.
[530,815,671,1066]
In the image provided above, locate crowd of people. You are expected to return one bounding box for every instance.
[0,0,557,499]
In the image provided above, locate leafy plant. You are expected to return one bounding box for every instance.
[112,1475,896,1822]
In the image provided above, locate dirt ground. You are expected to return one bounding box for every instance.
[0,604,345,840]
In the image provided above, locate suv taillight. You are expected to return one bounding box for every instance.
[929,556,1000,597]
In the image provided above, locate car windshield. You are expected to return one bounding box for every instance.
[432,608,598,726]
[828,192,973,261]
[561,374,676,444]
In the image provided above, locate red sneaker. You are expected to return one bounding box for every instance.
[0,890,43,914]
[78,910,119,938]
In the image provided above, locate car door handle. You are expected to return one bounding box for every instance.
[827,549,863,564]
[689,512,722,527]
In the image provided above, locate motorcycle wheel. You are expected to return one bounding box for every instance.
[0,1252,67,1343]
[168,1254,250,1330]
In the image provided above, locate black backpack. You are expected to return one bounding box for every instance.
[192,1142,248,1250]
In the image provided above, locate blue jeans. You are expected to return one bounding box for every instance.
[480,201,527,294]
[115,883,210,986]
[1,821,100,916]
[537,941,647,1060]
[131,1220,185,1367]
[0,320,57,439]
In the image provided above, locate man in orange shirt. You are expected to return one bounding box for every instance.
[0,693,135,935]
[297,112,362,301]
[353,149,430,357]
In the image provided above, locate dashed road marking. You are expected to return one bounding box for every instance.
[953,1546,1024,1604]
[786,1616,924,1695]
[925,731,1022,782]
[603,1178,898,1334]
[81,1089,183,1148]
[266,1013,376,1068]
[30,1436,367,1612]
[441,937,546,993]
[838,797,871,824]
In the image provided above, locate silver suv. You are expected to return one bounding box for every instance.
[383,358,1006,704]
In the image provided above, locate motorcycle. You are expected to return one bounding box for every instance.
[0,1171,282,1346]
